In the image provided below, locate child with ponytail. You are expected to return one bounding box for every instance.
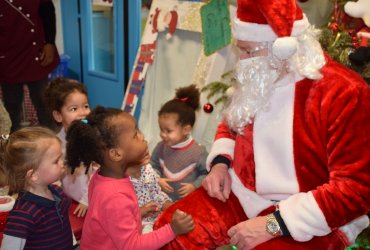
[151,85,208,201]
[66,106,194,249]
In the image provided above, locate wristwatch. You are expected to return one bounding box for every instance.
[266,213,282,237]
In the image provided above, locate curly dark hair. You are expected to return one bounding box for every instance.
[44,77,88,116]
[158,84,200,127]
[66,106,123,174]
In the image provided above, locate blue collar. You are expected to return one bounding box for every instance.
[19,185,62,208]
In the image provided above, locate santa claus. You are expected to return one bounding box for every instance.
[154,0,370,249]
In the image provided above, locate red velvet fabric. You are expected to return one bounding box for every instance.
[154,187,247,249]
[237,0,303,37]
[69,201,85,240]
[155,188,348,249]
[297,58,370,228]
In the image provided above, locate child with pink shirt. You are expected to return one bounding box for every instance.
[66,106,194,249]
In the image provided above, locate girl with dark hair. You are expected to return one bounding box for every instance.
[44,77,91,217]
[66,106,194,249]
[151,85,208,201]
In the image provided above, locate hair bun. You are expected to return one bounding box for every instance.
[175,84,200,111]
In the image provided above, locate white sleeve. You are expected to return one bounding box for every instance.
[279,192,331,242]
[279,192,369,243]
[1,235,26,250]
[206,138,235,171]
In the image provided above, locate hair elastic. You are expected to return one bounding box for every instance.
[81,119,89,124]
[176,97,189,102]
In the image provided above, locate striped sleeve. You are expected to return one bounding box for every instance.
[4,207,35,239]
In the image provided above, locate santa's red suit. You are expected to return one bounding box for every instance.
[154,56,370,249]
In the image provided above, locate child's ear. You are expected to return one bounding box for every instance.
[52,110,63,123]
[182,124,192,136]
[108,148,124,162]
[26,169,38,183]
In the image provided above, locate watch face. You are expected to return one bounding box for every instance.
[267,221,280,234]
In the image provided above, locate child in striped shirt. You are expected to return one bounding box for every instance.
[1,127,72,249]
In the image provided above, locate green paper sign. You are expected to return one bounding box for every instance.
[201,0,231,56]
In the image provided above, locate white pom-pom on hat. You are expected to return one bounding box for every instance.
[272,37,298,60]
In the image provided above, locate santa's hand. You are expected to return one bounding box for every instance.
[228,216,274,250]
[202,163,231,202]
[159,178,174,193]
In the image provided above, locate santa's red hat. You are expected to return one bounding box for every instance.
[233,0,310,59]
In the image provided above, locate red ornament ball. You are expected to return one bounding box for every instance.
[328,22,339,32]
[352,37,360,48]
[203,103,214,113]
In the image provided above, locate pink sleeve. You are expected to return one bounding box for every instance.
[102,193,175,250]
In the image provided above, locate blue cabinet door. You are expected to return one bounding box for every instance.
[61,0,140,108]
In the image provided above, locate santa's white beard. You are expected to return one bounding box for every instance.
[223,56,283,134]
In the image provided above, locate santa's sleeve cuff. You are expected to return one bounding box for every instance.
[279,192,331,242]
[206,138,235,171]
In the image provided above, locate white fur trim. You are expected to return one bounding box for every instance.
[233,15,310,42]
[357,31,370,38]
[279,192,369,243]
[279,192,331,242]
[206,138,235,171]
[0,196,15,212]
[229,168,275,218]
[340,215,369,244]
[272,37,298,60]
[254,74,299,201]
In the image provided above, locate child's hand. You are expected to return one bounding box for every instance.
[170,209,194,235]
[73,203,88,217]
[159,178,174,193]
[162,200,173,210]
[178,183,195,198]
[140,202,160,218]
